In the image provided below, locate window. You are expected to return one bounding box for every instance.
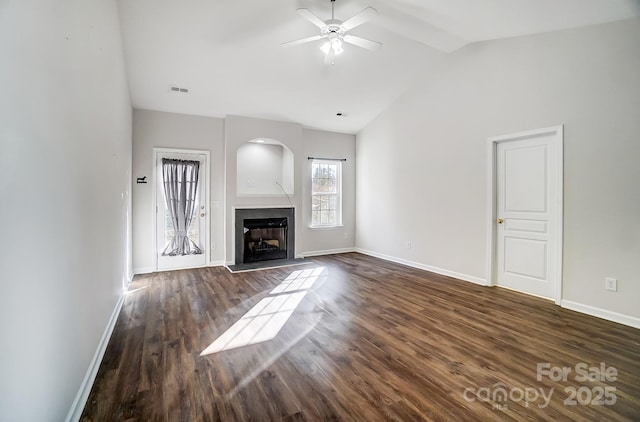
[311,160,342,227]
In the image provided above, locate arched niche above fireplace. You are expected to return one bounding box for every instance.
[237,138,294,196]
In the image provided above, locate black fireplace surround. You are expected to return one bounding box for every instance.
[235,208,295,264]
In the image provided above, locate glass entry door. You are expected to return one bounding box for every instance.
[155,150,208,271]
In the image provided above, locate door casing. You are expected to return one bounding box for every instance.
[152,147,211,272]
[485,126,563,304]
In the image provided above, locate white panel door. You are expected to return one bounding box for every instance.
[496,134,558,299]
[156,151,208,271]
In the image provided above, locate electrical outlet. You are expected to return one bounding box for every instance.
[605,277,617,292]
[343,233,348,239]
[407,241,412,249]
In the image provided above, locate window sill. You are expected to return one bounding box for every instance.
[309,225,344,230]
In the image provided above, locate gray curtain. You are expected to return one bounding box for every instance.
[161,158,203,256]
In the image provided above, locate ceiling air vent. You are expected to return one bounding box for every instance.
[169,85,189,93]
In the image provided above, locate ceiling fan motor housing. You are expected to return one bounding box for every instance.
[322,21,345,36]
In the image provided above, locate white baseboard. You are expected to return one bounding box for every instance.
[561,300,640,329]
[65,292,125,422]
[133,266,153,275]
[134,261,225,275]
[354,248,487,286]
[301,247,355,257]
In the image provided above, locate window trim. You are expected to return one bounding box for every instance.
[310,159,343,228]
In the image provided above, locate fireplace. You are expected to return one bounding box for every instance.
[243,217,288,262]
[235,208,295,264]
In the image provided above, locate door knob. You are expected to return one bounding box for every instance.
[497,218,504,224]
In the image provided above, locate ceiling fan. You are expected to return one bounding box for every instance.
[282,0,382,65]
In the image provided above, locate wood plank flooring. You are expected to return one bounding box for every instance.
[81,253,640,421]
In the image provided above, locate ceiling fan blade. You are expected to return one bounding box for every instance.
[297,8,327,29]
[343,35,383,51]
[342,7,378,31]
[324,49,336,65]
[281,35,324,47]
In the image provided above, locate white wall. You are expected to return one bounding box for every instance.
[356,19,640,319]
[237,143,286,196]
[132,109,225,270]
[0,0,132,420]
[282,147,295,194]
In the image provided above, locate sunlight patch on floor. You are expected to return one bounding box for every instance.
[201,267,327,355]
[126,285,149,295]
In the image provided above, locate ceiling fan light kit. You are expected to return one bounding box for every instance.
[283,0,382,65]
[320,37,344,56]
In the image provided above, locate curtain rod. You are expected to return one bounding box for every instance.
[307,157,347,162]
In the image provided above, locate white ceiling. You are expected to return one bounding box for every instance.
[118,0,639,134]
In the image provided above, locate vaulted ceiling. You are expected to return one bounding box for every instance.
[118,0,639,133]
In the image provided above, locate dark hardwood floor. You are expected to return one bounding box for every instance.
[81,253,640,421]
